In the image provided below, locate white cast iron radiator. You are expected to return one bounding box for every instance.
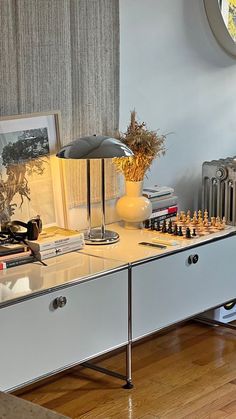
[202,157,236,225]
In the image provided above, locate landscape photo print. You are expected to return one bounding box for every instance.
[0,111,66,227]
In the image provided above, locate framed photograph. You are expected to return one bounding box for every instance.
[0,111,67,228]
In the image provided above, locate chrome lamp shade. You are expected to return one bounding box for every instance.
[57,135,133,245]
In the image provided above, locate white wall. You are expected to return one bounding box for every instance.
[120,0,236,210]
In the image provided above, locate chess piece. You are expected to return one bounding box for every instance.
[155,220,161,231]
[217,217,225,230]
[198,210,203,225]
[192,211,198,225]
[215,216,221,229]
[151,219,155,230]
[180,211,186,222]
[144,219,150,229]
[198,210,202,221]
[186,214,191,225]
[203,210,209,227]
[162,220,167,233]
[198,219,204,231]
[222,217,226,229]
[192,228,197,237]
[210,217,216,227]
[185,227,191,239]
[178,226,183,236]
[167,220,173,234]
[173,223,178,235]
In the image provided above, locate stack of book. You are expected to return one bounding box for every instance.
[25,226,84,261]
[143,185,178,224]
[0,243,35,270]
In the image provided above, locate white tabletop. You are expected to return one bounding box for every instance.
[0,251,127,307]
[81,222,236,264]
[1,223,235,307]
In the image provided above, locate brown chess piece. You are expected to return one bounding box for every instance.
[203,210,209,227]
[192,211,198,225]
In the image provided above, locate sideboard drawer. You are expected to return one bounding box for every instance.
[0,269,128,391]
[132,236,236,340]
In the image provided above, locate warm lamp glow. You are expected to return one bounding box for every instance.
[56,135,133,244]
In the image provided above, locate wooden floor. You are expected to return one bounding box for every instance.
[16,321,236,418]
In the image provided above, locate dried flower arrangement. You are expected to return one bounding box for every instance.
[113,110,166,182]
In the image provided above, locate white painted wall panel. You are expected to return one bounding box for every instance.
[120,0,236,210]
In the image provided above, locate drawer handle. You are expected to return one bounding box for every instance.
[53,296,67,309]
[188,254,199,265]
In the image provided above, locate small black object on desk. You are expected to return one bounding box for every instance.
[162,220,167,233]
[155,220,161,231]
[173,223,178,235]
[178,226,183,236]
[167,220,173,234]
[185,227,191,239]
[144,219,150,229]
[150,220,155,230]
[139,241,167,249]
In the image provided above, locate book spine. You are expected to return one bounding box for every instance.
[36,239,84,260]
[142,187,174,199]
[35,248,57,260]
[0,250,32,262]
[149,205,178,218]
[54,234,84,247]
[149,194,174,201]
[149,194,177,202]
[54,240,84,256]
[143,192,173,199]
[30,233,84,252]
[148,211,177,221]
[0,256,35,270]
[32,242,55,252]
[0,245,28,257]
[150,197,178,210]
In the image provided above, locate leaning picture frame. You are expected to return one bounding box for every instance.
[0,111,67,228]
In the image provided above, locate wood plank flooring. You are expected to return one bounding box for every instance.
[16,321,236,418]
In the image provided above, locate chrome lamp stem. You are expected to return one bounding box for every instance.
[86,159,91,238]
[101,158,106,238]
[84,158,119,245]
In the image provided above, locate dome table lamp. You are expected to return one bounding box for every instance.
[56,135,133,245]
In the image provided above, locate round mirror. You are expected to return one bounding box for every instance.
[204,0,236,56]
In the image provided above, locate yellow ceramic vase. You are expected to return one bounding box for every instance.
[116,180,152,229]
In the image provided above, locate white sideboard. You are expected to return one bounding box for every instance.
[82,224,236,340]
[132,235,236,340]
[1,224,236,391]
[0,253,129,392]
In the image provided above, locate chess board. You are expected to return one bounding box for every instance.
[144,210,228,240]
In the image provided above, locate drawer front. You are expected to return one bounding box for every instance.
[0,270,128,391]
[132,236,236,340]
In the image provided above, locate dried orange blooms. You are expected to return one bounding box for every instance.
[113,110,166,181]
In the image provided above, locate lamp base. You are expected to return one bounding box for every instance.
[84,229,119,245]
